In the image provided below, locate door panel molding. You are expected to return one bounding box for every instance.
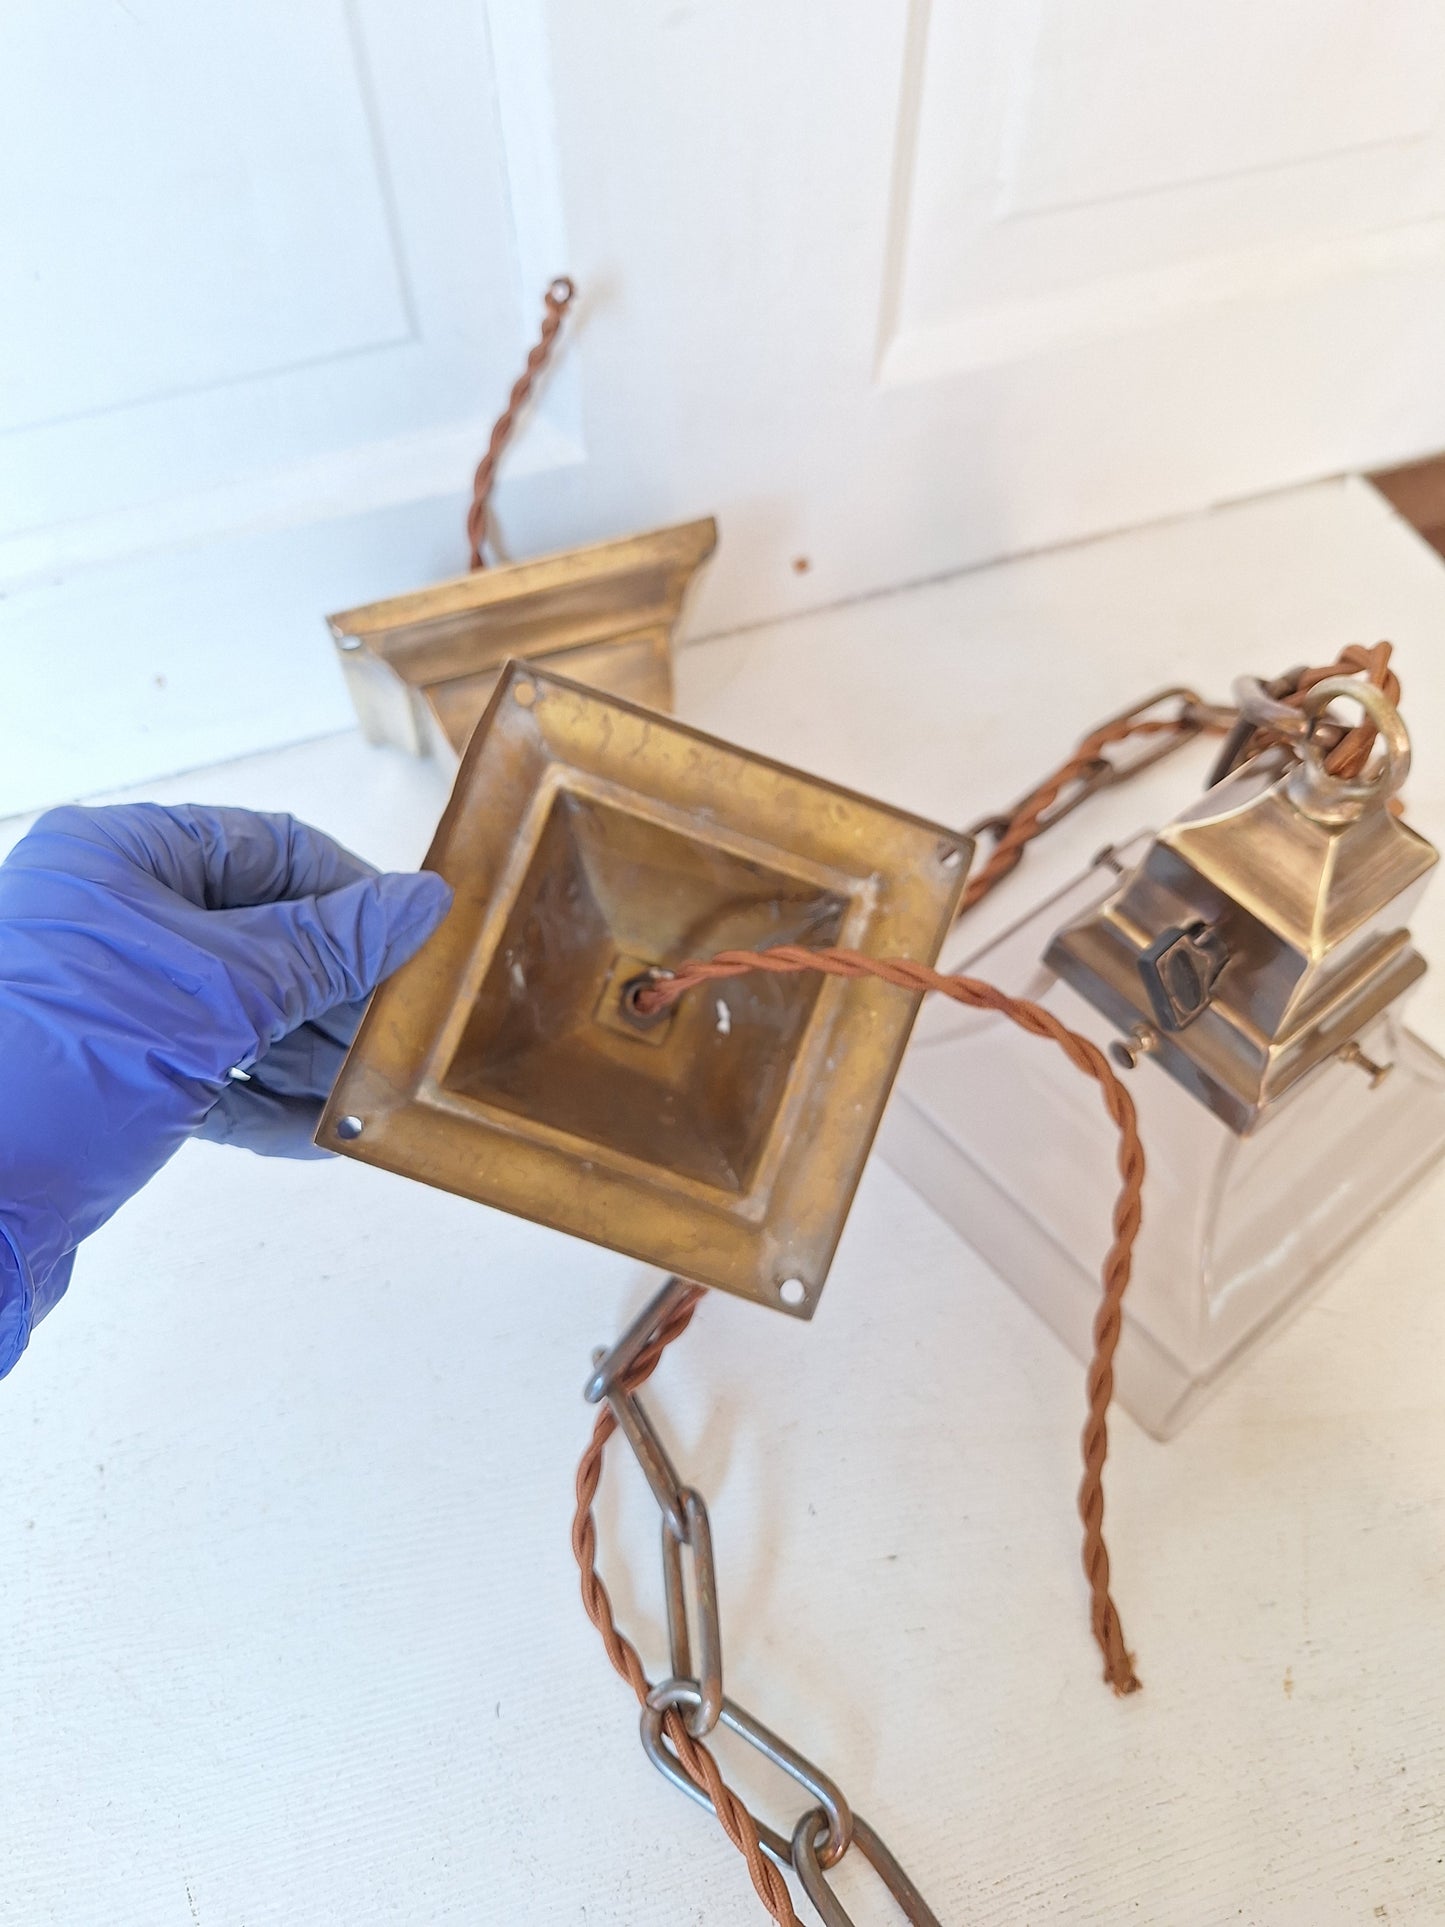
[2,0,581,554]
[878,0,1445,382]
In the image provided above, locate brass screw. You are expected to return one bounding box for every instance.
[1338,1039,1393,1088]
[1109,1023,1160,1072]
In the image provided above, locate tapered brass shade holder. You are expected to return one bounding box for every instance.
[328,518,717,765]
[319,662,971,1314]
[1046,678,1437,1132]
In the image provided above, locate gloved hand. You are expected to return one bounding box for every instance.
[0,804,452,1378]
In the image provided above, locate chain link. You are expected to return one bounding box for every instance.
[585,1278,936,1923]
[792,1810,944,1927]
[642,1680,853,1872]
[594,1370,689,1540]
[584,1276,697,1404]
[661,1489,724,1737]
[963,684,1224,848]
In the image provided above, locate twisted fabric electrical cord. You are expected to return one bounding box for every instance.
[960,712,1202,913]
[1273,641,1399,777]
[571,1284,805,1925]
[466,277,576,570]
[616,648,1399,1704]
[637,951,1146,1696]
[962,642,1398,913]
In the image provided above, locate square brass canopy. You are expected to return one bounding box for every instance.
[327,518,716,764]
[319,662,971,1317]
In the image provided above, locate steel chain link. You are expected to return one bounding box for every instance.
[661,1489,723,1738]
[586,1277,939,1925]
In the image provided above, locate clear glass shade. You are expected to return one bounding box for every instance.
[881,837,1445,1437]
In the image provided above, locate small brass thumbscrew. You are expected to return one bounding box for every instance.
[1338,1039,1393,1088]
[1109,1023,1160,1072]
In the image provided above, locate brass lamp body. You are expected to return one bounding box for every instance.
[1047,679,1437,1132]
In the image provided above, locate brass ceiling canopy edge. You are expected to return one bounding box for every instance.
[328,517,717,764]
[320,659,971,1317]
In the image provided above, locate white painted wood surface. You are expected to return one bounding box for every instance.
[1,479,1444,1923]
[9,5,1445,811]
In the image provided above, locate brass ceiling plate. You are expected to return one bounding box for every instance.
[328,518,716,761]
[319,661,971,1317]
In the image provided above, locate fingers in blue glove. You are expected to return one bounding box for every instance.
[197,1083,338,1160]
[0,805,454,1379]
[218,869,453,1052]
[18,803,381,907]
[196,995,365,1158]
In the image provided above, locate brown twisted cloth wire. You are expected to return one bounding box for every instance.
[466,277,576,570]
[637,951,1147,1697]
[570,1284,805,1925]
[960,641,1400,912]
[960,713,1197,913]
[571,646,1402,1913]
[1263,641,1400,779]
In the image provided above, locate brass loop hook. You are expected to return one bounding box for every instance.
[1289,676,1411,822]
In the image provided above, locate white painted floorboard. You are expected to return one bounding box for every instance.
[2,477,1444,1924]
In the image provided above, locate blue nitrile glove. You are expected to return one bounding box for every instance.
[0,804,452,1379]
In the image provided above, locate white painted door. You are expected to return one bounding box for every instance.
[7,1,1445,810]
[0,0,578,810]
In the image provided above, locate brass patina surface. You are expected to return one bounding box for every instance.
[328,518,716,763]
[320,662,970,1314]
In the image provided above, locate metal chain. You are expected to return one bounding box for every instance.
[571,645,1403,1923]
[572,1282,800,1923]
[636,953,1147,1700]
[579,1277,941,1926]
[956,685,1228,913]
[961,644,1399,913]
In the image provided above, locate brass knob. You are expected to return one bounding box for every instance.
[1338,1039,1393,1089]
[1109,1023,1160,1072]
